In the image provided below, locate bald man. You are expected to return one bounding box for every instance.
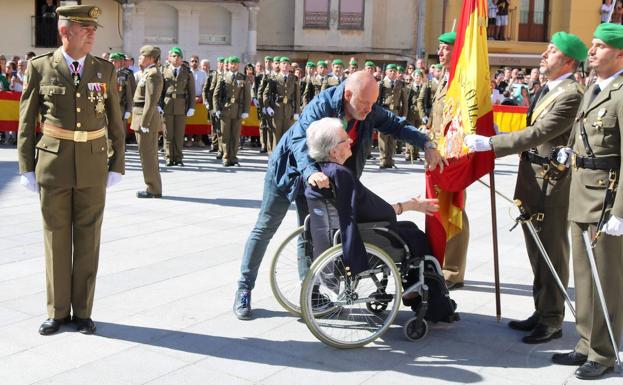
[233,71,447,320]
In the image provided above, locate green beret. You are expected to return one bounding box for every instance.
[317,60,328,68]
[551,31,588,62]
[439,31,456,45]
[272,56,281,62]
[386,63,398,70]
[139,45,160,59]
[279,57,290,63]
[57,5,103,27]
[169,47,183,58]
[306,61,316,68]
[397,65,405,72]
[414,69,424,76]
[364,60,375,67]
[109,52,125,61]
[264,56,273,61]
[594,23,623,49]
[332,59,344,66]
[433,63,443,69]
[229,56,240,63]
[217,56,225,63]
[349,59,358,66]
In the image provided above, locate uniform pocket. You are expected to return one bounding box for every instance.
[35,135,61,154]
[91,136,108,154]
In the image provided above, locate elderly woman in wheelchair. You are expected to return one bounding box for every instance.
[270,117,459,348]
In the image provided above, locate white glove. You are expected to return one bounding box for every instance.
[261,107,267,114]
[241,112,249,119]
[215,110,221,118]
[157,106,164,115]
[556,147,573,167]
[266,107,274,116]
[19,171,38,193]
[293,113,299,121]
[106,172,123,188]
[124,111,131,120]
[422,116,429,125]
[140,126,149,134]
[186,108,195,117]
[252,98,259,107]
[464,134,492,152]
[603,215,623,236]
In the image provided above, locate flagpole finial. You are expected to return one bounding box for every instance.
[451,18,457,32]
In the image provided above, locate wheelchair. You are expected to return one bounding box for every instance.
[270,197,459,349]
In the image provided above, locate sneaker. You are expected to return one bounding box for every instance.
[233,289,252,320]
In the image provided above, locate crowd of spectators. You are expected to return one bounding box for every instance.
[601,0,623,24]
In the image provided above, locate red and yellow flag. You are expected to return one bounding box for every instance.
[425,0,496,262]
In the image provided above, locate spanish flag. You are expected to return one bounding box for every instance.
[425,0,496,262]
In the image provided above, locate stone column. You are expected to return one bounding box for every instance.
[122,3,136,56]
[246,5,259,63]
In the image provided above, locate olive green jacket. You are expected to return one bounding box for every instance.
[131,65,164,132]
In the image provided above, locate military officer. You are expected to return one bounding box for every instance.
[363,60,375,75]
[161,46,195,166]
[332,58,346,83]
[17,5,125,335]
[307,60,339,101]
[203,56,225,156]
[348,59,358,75]
[301,61,317,109]
[213,56,250,166]
[428,31,469,290]
[405,69,427,161]
[263,57,300,153]
[254,56,273,153]
[377,63,408,168]
[131,45,164,198]
[550,23,623,380]
[465,32,587,344]
[109,52,135,126]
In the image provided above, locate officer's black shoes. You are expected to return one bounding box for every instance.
[575,361,613,379]
[379,164,394,169]
[166,161,174,167]
[521,324,562,344]
[233,289,252,320]
[38,316,71,335]
[552,351,588,366]
[259,148,268,153]
[445,280,464,291]
[508,312,539,331]
[73,317,96,335]
[137,191,162,199]
[216,152,224,160]
[209,148,218,152]
[177,161,185,167]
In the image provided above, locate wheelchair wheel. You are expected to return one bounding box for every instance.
[270,226,309,316]
[300,243,402,349]
[403,317,428,341]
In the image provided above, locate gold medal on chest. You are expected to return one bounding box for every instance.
[95,100,106,113]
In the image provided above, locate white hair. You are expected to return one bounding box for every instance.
[306,117,345,162]
[57,19,70,32]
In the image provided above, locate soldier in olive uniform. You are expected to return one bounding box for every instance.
[363,60,375,75]
[331,59,346,83]
[17,5,125,335]
[405,69,427,161]
[203,56,225,156]
[465,32,587,345]
[428,32,469,290]
[348,59,358,75]
[109,52,135,126]
[262,57,300,153]
[301,61,316,109]
[160,47,195,166]
[253,56,273,153]
[213,56,250,166]
[551,23,623,380]
[377,63,408,168]
[131,45,164,198]
[306,60,339,102]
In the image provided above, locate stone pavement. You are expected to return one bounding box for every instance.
[0,144,620,385]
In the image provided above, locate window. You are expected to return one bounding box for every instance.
[35,0,63,48]
[338,0,364,30]
[303,0,330,29]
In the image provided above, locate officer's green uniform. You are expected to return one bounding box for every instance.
[301,61,316,109]
[213,56,250,166]
[203,56,225,153]
[17,6,125,320]
[161,47,195,165]
[306,60,339,101]
[492,32,587,332]
[405,70,427,160]
[567,24,623,368]
[131,46,164,196]
[110,52,135,122]
[377,64,408,168]
[262,57,300,153]
[255,56,273,153]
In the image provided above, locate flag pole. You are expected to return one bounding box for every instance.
[489,171,502,321]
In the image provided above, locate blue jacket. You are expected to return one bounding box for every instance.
[269,81,430,201]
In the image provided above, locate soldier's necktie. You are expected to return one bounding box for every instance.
[588,84,601,105]
[174,68,178,77]
[284,75,288,83]
[539,84,549,100]
[71,61,80,87]
[390,80,395,88]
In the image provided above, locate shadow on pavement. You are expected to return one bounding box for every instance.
[462,279,576,301]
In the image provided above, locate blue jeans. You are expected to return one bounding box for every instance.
[238,169,306,290]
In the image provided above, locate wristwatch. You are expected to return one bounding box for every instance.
[424,140,437,150]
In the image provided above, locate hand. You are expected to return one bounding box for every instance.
[603,215,623,236]
[124,111,131,120]
[157,106,164,115]
[424,147,448,172]
[421,116,429,125]
[407,195,439,216]
[106,172,122,188]
[140,126,149,134]
[186,108,195,117]
[252,98,259,107]
[241,112,249,119]
[266,107,274,116]
[261,107,267,114]
[293,113,299,121]
[215,110,222,119]
[555,147,573,167]
[307,172,330,189]
[464,134,492,152]
[19,172,38,193]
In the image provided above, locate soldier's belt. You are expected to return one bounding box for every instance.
[166,92,186,99]
[572,155,620,170]
[133,102,145,107]
[42,124,106,143]
[521,151,547,165]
